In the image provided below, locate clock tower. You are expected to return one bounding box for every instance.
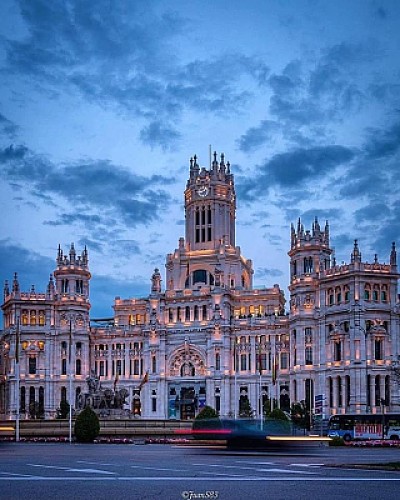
[185,151,236,251]
[165,151,253,291]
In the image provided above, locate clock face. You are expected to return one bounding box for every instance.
[197,186,209,197]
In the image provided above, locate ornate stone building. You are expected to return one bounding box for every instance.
[1,152,399,420]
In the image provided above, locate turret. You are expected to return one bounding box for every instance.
[54,244,91,303]
[288,217,332,279]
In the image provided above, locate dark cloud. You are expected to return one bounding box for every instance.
[236,120,279,152]
[354,203,391,222]
[365,121,400,159]
[0,112,18,138]
[255,267,284,280]
[1,1,269,149]
[140,121,181,150]
[116,239,141,255]
[0,239,55,291]
[44,213,102,227]
[237,145,355,201]
[0,144,173,228]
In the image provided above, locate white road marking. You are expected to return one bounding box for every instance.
[27,464,116,475]
[257,468,316,475]
[289,463,324,467]
[236,461,275,465]
[193,463,316,474]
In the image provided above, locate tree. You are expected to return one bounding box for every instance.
[290,401,310,430]
[56,400,70,419]
[239,397,254,418]
[74,406,100,443]
[195,405,219,420]
[268,408,290,421]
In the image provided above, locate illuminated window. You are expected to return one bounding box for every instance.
[22,310,28,325]
[39,311,45,326]
[30,311,36,326]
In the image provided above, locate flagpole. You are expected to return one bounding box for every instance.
[233,336,237,419]
[15,315,20,442]
[69,317,73,444]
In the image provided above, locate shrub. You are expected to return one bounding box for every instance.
[74,407,100,443]
[195,406,219,420]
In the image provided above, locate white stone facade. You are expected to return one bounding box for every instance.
[1,152,399,421]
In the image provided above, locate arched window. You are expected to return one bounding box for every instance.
[202,305,207,321]
[373,286,379,301]
[344,287,350,302]
[381,287,388,302]
[194,305,199,320]
[61,386,67,402]
[29,387,35,406]
[22,310,28,325]
[20,386,26,413]
[364,284,371,300]
[177,307,181,322]
[335,287,341,304]
[168,308,173,322]
[39,387,44,417]
[185,306,190,321]
[328,289,334,306]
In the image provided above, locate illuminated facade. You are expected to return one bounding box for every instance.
[1,152,400,421]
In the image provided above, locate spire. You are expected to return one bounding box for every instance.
[57,244,63,265]
[69,243,76,263]
[12,272,19,293]
[4,279,9,300]
[226,161,231,174]
[351,239,361,263]
[220,152,226,174]
[390,241,397,267]
[212,150,218,171]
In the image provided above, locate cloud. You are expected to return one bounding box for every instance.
[236,120,279,152]
[255,267,283,280]
[140,121,181,150]
[0,239,54,290]
[0,112,18,138]
[0,144,173,228]
[237,145,355,201]
[1,2,270,149]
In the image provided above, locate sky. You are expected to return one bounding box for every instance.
[1,0,400,318]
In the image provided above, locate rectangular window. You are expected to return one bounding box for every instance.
[305,347,313,365]
[215,395,220,413]
[280,352,288,370]
[240,354,247,371]
[29,357,37,375]
[61,358,67,375]
[99,361,105,377]
[374,339,383,360]
[334,341,342,361]
[152,398,157,412]
[152,355,157,374]
[134,359,140,375]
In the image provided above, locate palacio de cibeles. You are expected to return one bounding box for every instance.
[1,152,399,424]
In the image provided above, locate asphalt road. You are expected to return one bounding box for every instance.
[1,442,400,500]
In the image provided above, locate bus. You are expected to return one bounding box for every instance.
[328,413,400,441]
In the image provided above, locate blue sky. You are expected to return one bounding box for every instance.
[1,0,399,317]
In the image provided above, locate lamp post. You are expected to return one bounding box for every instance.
[10,316,21,442]
[61,313,78,444]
